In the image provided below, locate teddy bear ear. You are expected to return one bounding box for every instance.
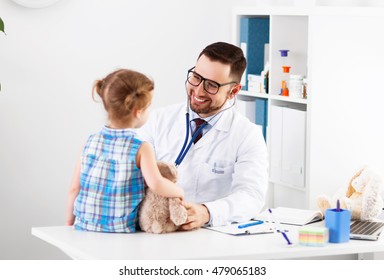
[346,183,356,197]
[316,195,332,213]
[347,167,366,194]
[353,167,364,180]
[156,161,178,182]
[169,166,178,182]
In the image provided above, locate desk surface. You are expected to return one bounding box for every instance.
[32,225,384,260]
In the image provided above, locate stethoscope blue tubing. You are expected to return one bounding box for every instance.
[174,80,235,167]
[174,112,207,167]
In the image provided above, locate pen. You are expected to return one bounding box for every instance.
[237,220,264,229]
[336,199,341,212]
[268,208,293,245]
[281,231,292,245]
[268,208,281,231]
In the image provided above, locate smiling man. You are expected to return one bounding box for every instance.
[137,42,268,229]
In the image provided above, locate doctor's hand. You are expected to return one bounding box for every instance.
[180,202,210,231]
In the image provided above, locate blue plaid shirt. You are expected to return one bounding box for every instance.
[74,126,145,233]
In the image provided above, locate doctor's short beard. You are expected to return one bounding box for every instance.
[190,102,224,116]
[188,93,228,116]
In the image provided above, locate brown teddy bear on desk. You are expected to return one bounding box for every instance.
[138,161,188,233]
[316,166,384,220]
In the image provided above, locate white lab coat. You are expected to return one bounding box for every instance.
[137,102,268,226]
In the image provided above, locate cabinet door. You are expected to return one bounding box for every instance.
[281,107,306,187]
[269,106,306,188]
[269,106,283,183]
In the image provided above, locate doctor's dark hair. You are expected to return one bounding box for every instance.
[92,69,154,123]
[198,42,247,83]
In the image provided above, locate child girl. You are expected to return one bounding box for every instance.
[65,69,184,232]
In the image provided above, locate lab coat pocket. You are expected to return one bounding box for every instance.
[198,161,234,198]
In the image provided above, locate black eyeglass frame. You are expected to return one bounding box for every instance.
[186,67,238,95]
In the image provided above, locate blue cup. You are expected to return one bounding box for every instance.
[325,208,351,243]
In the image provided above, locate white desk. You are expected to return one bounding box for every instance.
[32,225,384,260]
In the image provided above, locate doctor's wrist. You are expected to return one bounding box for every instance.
[202,204,211,226]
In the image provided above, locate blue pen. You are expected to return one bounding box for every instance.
[268,208,293,245]
[336,199,341,212]
[238,220,264,229]
[281,231,292,245]
[268,208,281,231]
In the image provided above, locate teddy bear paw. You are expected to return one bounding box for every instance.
[170,208,187,226]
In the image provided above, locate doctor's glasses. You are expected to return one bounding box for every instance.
[187,67,238,95]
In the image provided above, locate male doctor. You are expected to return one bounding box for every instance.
[137,42,268,230]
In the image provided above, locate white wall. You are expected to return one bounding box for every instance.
[1,0,383,260]
[0,0,251,259]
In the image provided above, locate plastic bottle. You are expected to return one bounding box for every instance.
[279,50,290,96]
[261,61,270,94]
[289,74,304,98]
[281,66,291,96]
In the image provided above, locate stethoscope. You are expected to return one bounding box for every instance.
[174,81,236,167]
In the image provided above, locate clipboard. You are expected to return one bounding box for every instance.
[204,220,274,236]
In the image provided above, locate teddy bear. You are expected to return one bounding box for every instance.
[138,161,188,233]
[316,166,384,220]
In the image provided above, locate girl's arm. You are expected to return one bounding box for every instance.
[65,157,81,226]
[137,142,184,198]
